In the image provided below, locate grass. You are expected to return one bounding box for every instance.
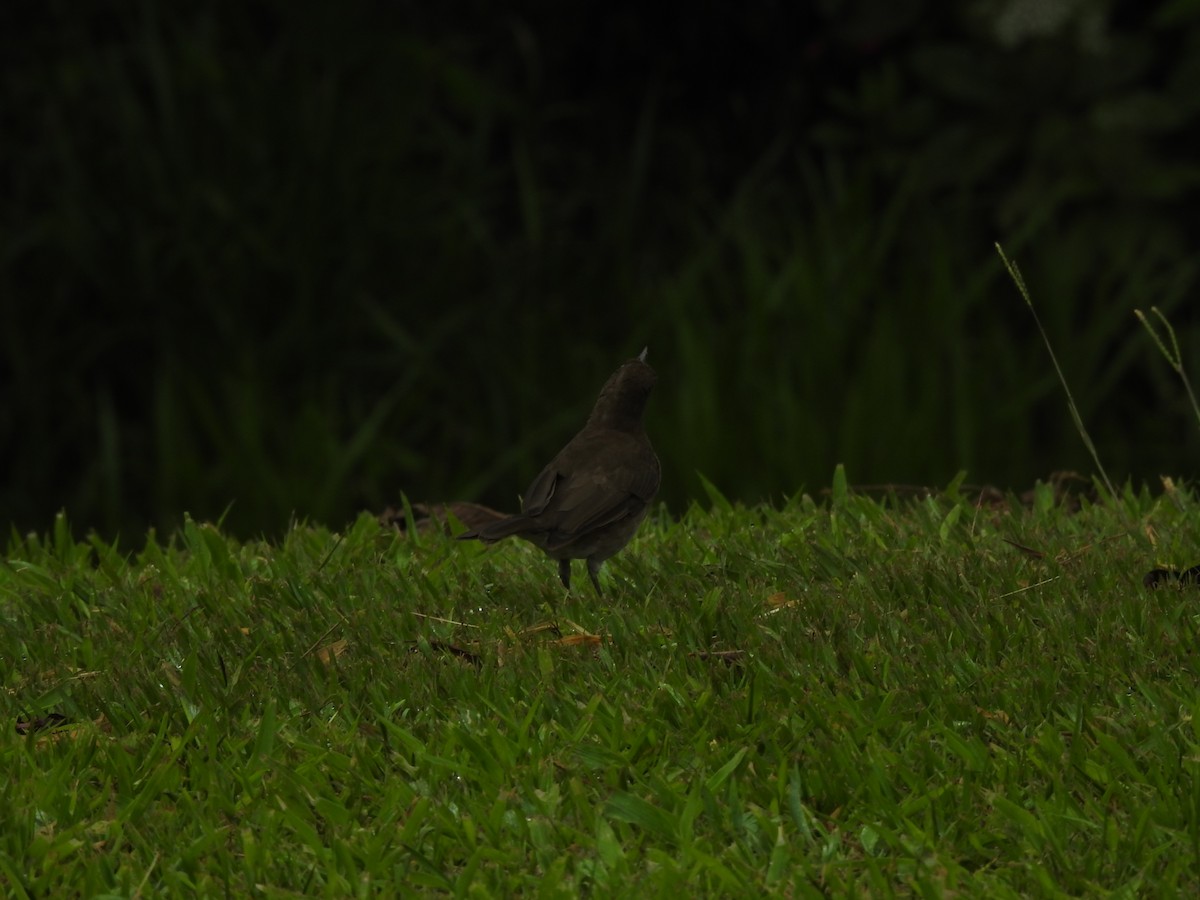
[4,473,1200,896]
[996,243,1117,500]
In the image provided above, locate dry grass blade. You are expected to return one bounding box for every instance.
[1002,538,1046,560]
[1135,307,1200,431]
[995,243,1118,502]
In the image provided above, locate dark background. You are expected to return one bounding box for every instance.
[3,0,1199,540]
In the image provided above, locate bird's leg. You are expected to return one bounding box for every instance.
[557,559,572,591]
[587,559,604,595]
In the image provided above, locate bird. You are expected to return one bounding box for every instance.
[458,348,661,593]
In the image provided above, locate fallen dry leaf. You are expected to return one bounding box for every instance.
[316,638,349,665]
[556,633,602,647]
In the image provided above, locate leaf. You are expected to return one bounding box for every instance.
[316,639,349,665]
[938,503,963,542]
[831,464,849,506]
[604,792,677,840]
[696,471,732,514]
[992,795,1043,839]
[556,633,602,647]
[250,699,277,767]
[764,591,795,610]
[705,747,748,792]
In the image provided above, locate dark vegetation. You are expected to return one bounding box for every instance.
[3,0,1199,539]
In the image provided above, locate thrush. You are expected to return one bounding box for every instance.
[458,348,661,593]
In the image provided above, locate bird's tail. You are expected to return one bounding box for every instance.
[456,515,534,544]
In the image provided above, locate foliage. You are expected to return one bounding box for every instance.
[2,1,1199,538]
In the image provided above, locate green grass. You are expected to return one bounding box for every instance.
[4,474,1200,896]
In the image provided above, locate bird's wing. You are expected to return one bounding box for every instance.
[521,464,561,517]
[544,433,660,537]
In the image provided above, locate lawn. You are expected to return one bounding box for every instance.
[3,470,1199,896]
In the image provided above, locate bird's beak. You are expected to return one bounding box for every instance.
[638,347,649,362]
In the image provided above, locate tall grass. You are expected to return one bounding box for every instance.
[4,5,1199,539]
[1137,307,1200,432]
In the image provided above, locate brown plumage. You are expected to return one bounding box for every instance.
[458,349,661,593]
